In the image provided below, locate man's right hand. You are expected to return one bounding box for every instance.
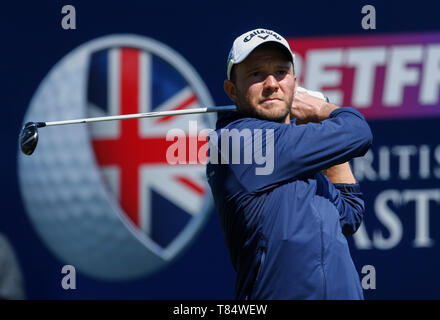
[291,91,339,124]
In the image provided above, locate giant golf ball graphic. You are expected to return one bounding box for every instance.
[17,35,215,280]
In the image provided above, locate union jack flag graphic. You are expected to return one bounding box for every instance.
[86,46,211,248]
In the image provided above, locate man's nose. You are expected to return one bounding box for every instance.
[263,74,279,91]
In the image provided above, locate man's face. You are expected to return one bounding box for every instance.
[224,44,297,123]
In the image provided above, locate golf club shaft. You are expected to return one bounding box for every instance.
[40,87,325,128]
[41,105,237,127]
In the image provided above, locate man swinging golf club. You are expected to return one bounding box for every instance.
[206,28,373,299]
[18,28,372,300]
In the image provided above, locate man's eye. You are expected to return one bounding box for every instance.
[251,71,261,77]
[277,70,287,76]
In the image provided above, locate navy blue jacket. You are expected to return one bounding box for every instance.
[206,107,373,300]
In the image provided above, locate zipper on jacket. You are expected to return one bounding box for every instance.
[319,215,327,299]
[256,248,266,283]
[249,247,266,299]
[311,201,327,299]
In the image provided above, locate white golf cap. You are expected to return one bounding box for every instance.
[226,28,295,80]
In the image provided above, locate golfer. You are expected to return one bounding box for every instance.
[206,28,373,299]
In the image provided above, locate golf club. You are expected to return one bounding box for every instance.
[19,105,237,156]
[19,87,328,156]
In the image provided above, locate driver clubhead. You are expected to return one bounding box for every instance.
[20,122,39,156]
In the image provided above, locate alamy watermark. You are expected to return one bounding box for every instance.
[61,5,76,30]
[166,120,275,175]
[361,5,376,30]
[361,264,376,290]
[61,264,76,290]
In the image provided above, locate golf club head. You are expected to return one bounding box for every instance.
[20,122,42,156]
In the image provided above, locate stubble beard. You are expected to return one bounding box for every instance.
[235,89,292,123]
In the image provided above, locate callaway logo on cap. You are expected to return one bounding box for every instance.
[226,28,295,80]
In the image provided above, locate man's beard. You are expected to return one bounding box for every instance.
[235,91,291,123]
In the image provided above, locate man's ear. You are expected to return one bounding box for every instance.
[224,80,239,105]
[293,73,298,93]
